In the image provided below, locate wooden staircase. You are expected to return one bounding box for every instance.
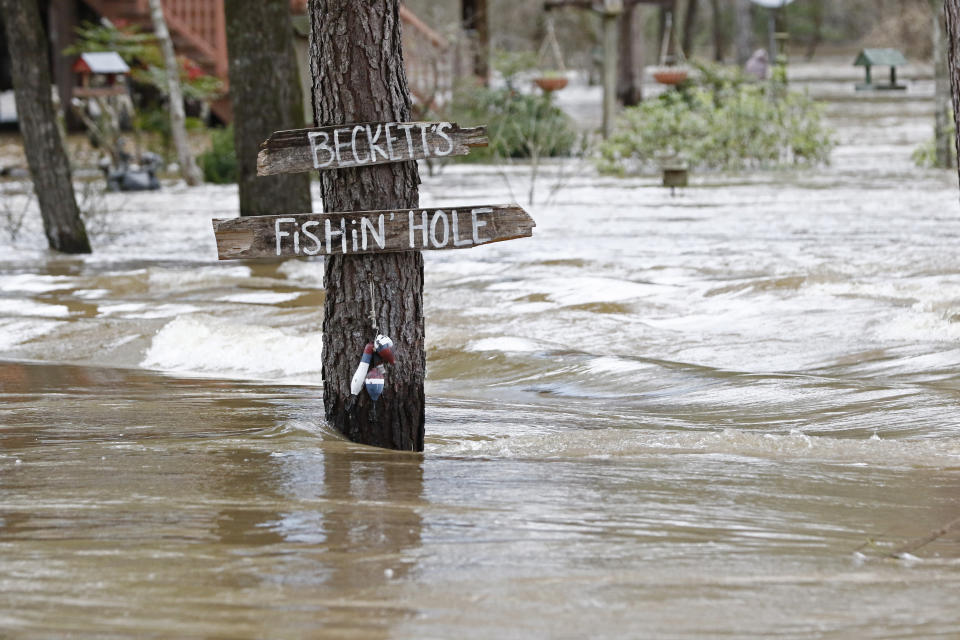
[79,0,454,123]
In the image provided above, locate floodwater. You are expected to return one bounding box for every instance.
[2,67,960,637]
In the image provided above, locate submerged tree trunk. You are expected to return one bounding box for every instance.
[934,0,954,168]
[225,0,311,216]
[710,0,724,62]
[0,0,90,253]
[147,0,202,186]
[946,0,960,186]
[804,0,823,60]
[310,0,424,450]
[617,2,643,107]
[734,0,753,66]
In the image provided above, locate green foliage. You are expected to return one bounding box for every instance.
[913,109,956,168]
[66,21,223,103]
[451,83,577,161]
[199,126,237,184]
[597,61,834,174]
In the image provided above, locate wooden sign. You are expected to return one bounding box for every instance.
[257,121,487,176]
[213,205,535,260]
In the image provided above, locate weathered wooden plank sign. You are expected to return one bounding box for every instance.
[213,205,535,260]
[257,121,487,176]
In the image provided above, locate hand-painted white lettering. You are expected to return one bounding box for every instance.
[385,123,401,161]
[398,124,416,159]
[351,220,359,252]
[434,122,454,155]
[418,123,430,156]
[351,125,369,164]
[361,215,385,250]
[366,124,388,161]
[409,210,428,248]
[275,217,296,255]
[325,218,347,254]
[471,207,492,244]
[333,127,352,165]
[307,131,333,168]
[450,209,472,246]
[301,221,321,255]
[430,210,450,248]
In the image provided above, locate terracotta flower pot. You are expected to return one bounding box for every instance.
[652,68,689,86]
[534,76,569,92]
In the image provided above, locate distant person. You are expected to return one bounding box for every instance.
[745,49,769,81]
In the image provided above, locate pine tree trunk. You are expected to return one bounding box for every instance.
[734,0,753,66]
[934,0,954,168]
[225,0,311,216]
[710,0,724,61]
[0,0,90,254]
[147,0,202,186]
[617,3,643,107]
[310,0,424,451]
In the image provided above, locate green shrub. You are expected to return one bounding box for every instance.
[199,126,237,184]
[913,108,956,168]
[597,61,834,174]
[450,83,578,161]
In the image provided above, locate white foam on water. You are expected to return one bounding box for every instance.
[0,298,71,318]
[466,336,543,353]
[431,427,960,468]
[277,260,325,287]
[0,274,71,294]
[216,291,302,305]
[141,314,323,381]
[0,317,63,350]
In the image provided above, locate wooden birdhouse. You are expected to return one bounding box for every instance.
[854,48,908,91]
[72,52,131,98]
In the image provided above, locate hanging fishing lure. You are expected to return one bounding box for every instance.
[344,283,397,419]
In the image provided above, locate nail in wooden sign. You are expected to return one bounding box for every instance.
[257,121,488,176]
[213,205,535,260]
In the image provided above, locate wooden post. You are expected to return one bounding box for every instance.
[617,2,643,107]
[602,0,621,138]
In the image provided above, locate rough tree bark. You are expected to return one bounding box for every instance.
[310,0,424,451]
[934,0,954,168]
[0,0,90,253]
[617,2,643,107]
[734,0,753,65]
[147,0,202,186]
[946,0,960,186]
[681,0,698,58]
[225,0,311,216]
[462,0,490,85]
[710,0,724,61]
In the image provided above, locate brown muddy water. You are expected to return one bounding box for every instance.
[2,70,960,638]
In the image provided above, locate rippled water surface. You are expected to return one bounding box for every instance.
[2,69,960,637]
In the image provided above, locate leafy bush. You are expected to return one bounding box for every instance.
[597,61,834,174]
[913,108,956,168]
[451,83,578,161]
[199,126,237,184]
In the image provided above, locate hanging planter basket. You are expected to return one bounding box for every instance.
[534,75,569,92]
[651,66,689,86]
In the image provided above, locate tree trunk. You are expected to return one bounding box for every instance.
[225,0,311,216]
[947,0,960,187]
[0,0,90,253]
[804,0,823,60]
[734,0,753,66]
[617,3,642,107]
[681,0,698,58]
[147,0,202,186]
[310,0,424,451]
[462,0,490,85]
[710,0,724,61]
[934,0,954,168]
